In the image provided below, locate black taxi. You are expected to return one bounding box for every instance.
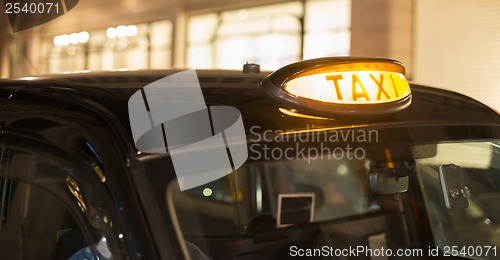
[0,57,499,260]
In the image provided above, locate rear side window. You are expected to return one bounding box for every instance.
[0,137,128,260]
[0,179,89,260]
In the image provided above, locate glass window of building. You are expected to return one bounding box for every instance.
[187,2,303,70]
[45,35,87,74]
[150,20,173,69]
[101,24,149,70]
[186,0,351,70]
[304,0,351,59]
[42,20,173,74]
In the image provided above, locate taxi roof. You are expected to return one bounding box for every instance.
[0,70,499,138]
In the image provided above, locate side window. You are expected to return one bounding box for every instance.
[0,179,89,260]
[0,139,124,260]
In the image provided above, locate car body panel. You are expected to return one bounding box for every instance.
[0,70,499,259]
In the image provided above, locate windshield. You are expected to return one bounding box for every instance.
[142,124,500,260]
[170,155,380,236]
[417,141,500,260]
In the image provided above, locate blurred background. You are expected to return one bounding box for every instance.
[0,0,499,110]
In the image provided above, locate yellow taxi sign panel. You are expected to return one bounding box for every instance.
[261,58,412,116]
[284,68,410,105]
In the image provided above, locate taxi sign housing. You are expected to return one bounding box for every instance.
[261,57,412,117]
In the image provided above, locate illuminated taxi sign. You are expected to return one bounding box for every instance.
[285,70,410,104]
[261,57,412,116]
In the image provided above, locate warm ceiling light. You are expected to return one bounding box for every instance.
[69,33,79,44]
[126,25,137,37]
[53,35,61,46]
[106,27,116,39]
[78,31,90,43]
[59,34,70,46]
[116,25,127,37]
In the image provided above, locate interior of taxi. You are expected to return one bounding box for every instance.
[163,127,500,260]
[165,140,421,259]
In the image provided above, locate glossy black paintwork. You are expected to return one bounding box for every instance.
[0,70,499,259]
[1,70,499,141]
